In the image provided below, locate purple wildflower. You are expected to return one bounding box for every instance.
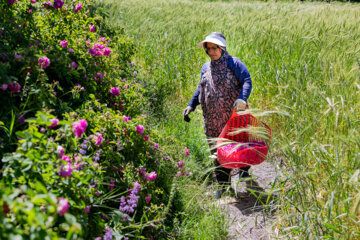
[119,182,141,214]
[104,228,112,240]
[85,206,90,214]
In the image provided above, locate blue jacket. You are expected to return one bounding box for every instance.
[188,56,252,110]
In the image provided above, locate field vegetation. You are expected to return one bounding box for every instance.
[97,0,360,238]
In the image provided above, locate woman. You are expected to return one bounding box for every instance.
[183,32,252,199]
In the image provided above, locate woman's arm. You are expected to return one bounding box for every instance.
[228,57,252,102]
[187,63,209,109]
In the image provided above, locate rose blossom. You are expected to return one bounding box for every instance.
[103,48,111,56]
[49,118,59,128]
[9,82,21,93]
[110,87,120,96]
[43,1,52,6]
[74,3,82,13]
[135,125,144,135]
[85,206,90,214]
[89,25,96,32]
[145,194,151,203]
[93,132,103,146]
[62,155,71,163]
[38,56,50,68]
[53,0,64,9]
[145,172,157,181]
[184,147,189,156]
[57,198,69,215]
[1,84,8,91]
[57,146,64,158]
[72,119,88,138]
[60,40,68,48]
[59,163,72,178]
[71,61,78,69]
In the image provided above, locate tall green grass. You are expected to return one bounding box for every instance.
[98,0,360,238]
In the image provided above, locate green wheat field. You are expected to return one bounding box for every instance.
[97,0,360,238]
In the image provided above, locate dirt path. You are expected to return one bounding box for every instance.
[214,161,280,240]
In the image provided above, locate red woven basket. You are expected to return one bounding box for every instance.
[217,109,272,169]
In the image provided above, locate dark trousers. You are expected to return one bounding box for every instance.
[210,143,250,186]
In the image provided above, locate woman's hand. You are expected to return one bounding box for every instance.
[183,106,193,122]
[233,99,246,111]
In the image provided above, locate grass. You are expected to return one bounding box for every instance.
[97,0,360,238]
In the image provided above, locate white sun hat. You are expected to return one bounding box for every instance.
[197,32,227,48]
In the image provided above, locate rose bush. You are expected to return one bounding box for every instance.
[0,0,143,160]
[0,1,188,239]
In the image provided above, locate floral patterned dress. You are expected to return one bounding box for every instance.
[199,52,242,139]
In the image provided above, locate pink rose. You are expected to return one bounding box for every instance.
[74,3,82,13]
[72,119,88,138]
[53,0,64,9]
[57,198,69,215]
[110,87,120,96]
[93,132,103,146]
[59,164,72,178]
[57,146,64,159]
[145,194,151,203]
[184,147,189,156]
[60,40,68,48]
[103,48,111,56]
[85,206,90,214]
[62,155,71,163]
[135,125,145,135]
[144,135,149,142]
[9,82,21,93]
[89,25,96,32]
[1,84,8,91]
[38,56,50,68]
[145,172,157,181]
[49,118,59,128]
[71,61,78,69]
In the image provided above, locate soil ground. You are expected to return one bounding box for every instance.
[211,161,280,240]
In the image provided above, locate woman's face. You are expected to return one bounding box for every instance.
[205,42,222,61]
